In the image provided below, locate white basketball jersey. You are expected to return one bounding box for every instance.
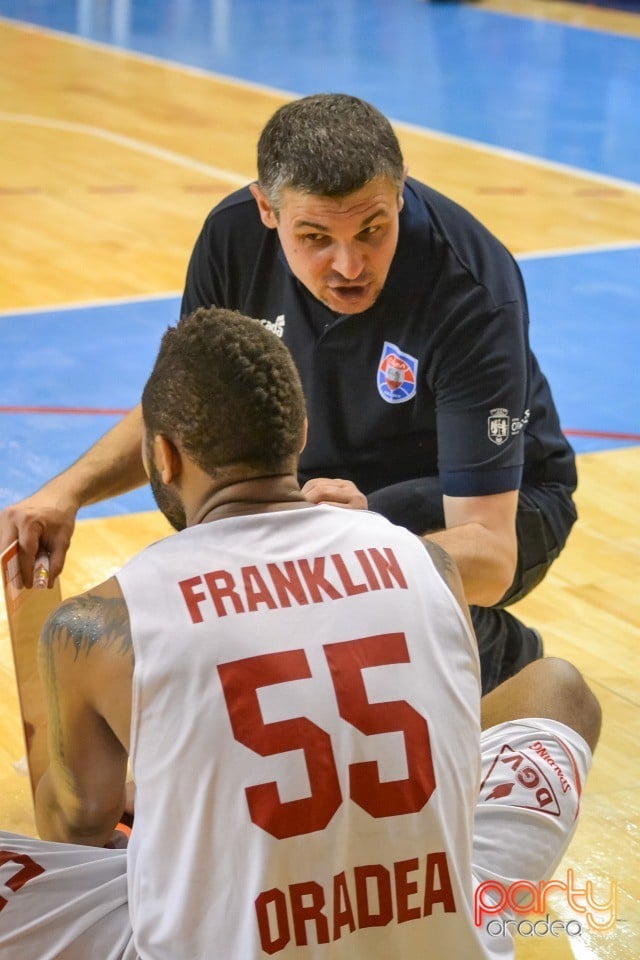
[116,505,489,959]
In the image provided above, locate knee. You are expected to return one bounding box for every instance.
[535,657,602,753]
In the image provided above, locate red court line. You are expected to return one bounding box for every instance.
[0,405,130,416]
[563,428,640,442]
[0,406,638,443]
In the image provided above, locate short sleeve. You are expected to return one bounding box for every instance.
[433,299,529,497]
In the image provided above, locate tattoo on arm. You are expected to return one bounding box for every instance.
[37,592,132,837]
[421,539,459,593]
[41,593,132,660]
[420,539,473,630]
[39,593,132,790]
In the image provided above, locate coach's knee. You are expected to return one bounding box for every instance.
[532,657,602,752]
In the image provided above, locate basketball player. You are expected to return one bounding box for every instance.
[0,308,600,959]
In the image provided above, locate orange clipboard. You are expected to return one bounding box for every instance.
[1,540,61,802]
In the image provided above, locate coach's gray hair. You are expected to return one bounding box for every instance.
[256,93,405,212]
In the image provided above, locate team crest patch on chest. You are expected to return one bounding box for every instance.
[377,342,418,404]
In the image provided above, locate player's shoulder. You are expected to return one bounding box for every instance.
[40,576,131,657]
[419,538,460,589]
[419,539,473,629]
[362,513,473,625]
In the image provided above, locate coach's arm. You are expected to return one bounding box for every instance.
[302,479,518,606]
[0,406,147,589]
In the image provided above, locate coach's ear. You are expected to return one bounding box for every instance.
[300,418,308,453]
[397,166,408,213]
[154,435,183,485]
[250,183,278,229]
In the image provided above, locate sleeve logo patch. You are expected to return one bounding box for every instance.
[488,408,511,445]
[377,342,418,404]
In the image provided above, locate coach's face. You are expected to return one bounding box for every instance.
[250,177,403,315]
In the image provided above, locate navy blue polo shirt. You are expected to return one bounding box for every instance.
[182,177,576,523]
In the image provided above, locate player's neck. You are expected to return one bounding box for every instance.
[191,475,309,525]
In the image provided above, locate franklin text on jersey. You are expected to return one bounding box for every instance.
[178,546,408,622]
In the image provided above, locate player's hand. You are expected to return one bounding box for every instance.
[0,488,79,589]
[301,478,368,511]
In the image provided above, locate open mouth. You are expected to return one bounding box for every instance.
[329,283,371,300]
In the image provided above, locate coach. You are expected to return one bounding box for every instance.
[0,94,577,693]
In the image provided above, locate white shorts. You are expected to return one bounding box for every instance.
[0,839,135,960]
[0,718,591,960]
[472,718,592,955]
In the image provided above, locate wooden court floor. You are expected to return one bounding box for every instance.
[0,8,639,958]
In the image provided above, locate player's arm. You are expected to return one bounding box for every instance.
[424,489,518,606]
[420,537,474,633]
[0,405,146,588]
[35,577,133,847]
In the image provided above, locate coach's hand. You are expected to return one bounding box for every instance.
[0,486,78,589]
[301,478,368,511]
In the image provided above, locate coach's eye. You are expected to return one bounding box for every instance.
[303,233,328,244]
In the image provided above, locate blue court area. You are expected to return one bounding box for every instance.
[0,297,178,517]
[521,246,640,452]
[1,245,638,518]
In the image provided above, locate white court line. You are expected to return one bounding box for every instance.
[4,108,640,218]
[1,234,639,319]
[1,239,639,320]
[2,15,640,196]
[396,118,640,195]
[0,15,299,100]
[1,16,638,323]
[0,291,180,319]
[0,111,250,186]
[518,240,640,261]
[479,3,640,42]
